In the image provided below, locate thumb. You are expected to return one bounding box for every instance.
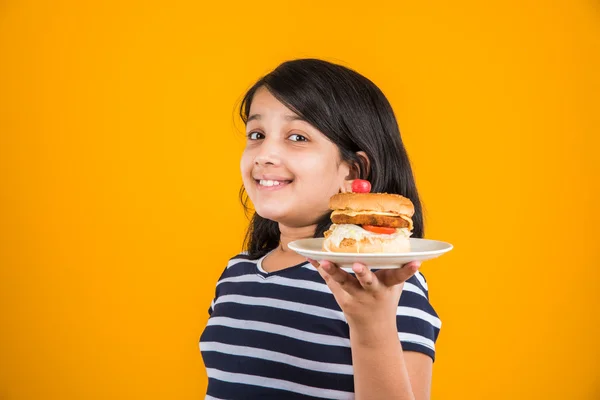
[379,261,421,287]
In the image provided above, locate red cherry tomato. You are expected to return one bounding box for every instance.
[362,225,396,234]
[351,179,371,193]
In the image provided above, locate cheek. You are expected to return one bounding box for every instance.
[294,156,342,188]
[240,152,255,188]
[240,151,252,175]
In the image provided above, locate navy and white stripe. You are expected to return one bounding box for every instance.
[200,253,441,399]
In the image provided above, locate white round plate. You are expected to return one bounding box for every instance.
[288,238,453,271]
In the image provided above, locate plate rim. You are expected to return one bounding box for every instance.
[288,237,453,258]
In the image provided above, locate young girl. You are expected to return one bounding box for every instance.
[200,59,441,400]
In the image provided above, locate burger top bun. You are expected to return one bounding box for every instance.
[329,192,415,217]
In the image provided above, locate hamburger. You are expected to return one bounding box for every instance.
[322,192,414,253]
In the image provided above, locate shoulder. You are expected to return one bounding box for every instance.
[401,271,437,317]
[217,252,261,279]
[397,271,441,361]
[404,271,430,299]
[226,251,256,265]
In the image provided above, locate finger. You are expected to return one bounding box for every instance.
[352,263,381,291]
[378,261,421,287]
[319,260,360,294]
[312,260,349,291]
[307,258,329,281]
[309,259,350,300]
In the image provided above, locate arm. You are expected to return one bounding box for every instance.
[350,322,432,400]
[309,259,433,400]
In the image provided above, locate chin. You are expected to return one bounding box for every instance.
[253,204,292,222]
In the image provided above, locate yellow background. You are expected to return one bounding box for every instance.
[1,1,599,399]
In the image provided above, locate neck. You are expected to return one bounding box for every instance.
[277,223,318,252]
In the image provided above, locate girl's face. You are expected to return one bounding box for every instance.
[241,87,351,228]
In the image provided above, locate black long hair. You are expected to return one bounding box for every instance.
[238,58,424,259]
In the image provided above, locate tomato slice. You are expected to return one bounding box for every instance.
[362,225,396,234]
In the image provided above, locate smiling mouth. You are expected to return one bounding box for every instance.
[255,179,293,187]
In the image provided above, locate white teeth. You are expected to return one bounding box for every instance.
[259,179,286,187]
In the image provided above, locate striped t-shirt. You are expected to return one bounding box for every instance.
[199,253,441,400]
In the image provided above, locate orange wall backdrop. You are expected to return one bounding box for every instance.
[1,1,598,399]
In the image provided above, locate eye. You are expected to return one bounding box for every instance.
[288,133,308,142]
[247,131,264,140]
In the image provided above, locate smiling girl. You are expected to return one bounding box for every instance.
[199,59,441,400]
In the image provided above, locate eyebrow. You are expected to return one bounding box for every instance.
[246,113,306,123]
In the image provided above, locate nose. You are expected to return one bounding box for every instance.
[255,155,276,166]
[254,138,282,166]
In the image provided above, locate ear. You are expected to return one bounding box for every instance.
[346,151,371,180]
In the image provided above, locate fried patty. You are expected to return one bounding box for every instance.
[331,213,410,228]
